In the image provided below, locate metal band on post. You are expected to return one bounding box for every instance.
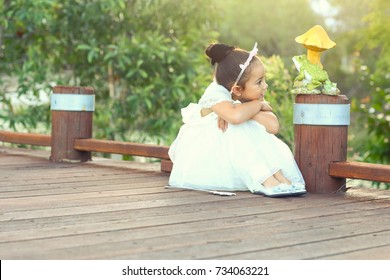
[293,103,350,125]
[51,93,95,112]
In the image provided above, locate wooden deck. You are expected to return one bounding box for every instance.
[0,146,389,260]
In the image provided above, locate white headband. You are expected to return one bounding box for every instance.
[230,42,258,92]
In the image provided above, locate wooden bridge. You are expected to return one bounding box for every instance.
[1,87,389,259]
[1,146,389,260]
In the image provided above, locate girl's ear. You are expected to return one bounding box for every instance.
[231,85,242,97]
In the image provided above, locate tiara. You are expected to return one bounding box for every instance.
[231,42,258,92]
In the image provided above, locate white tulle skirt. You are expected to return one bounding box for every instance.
[168,104,305,193]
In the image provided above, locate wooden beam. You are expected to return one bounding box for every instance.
[161,159,173,172]
[74,138,170,160]
[329,161,390,183]
[0,131,51,146]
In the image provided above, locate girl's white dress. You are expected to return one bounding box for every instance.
[168,82,305,193]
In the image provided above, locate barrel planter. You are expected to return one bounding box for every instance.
[294,94,350,193]
[50,86,95,162]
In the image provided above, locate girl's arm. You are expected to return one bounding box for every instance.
[212,100,266,124]
[251,111,280,134]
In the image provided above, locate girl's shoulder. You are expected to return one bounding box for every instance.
[199,82,232,108]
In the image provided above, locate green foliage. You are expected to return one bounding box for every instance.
[216,0,323,58]
[1,0,219,143]
[360,73,390,165]
[351,0,390,164]
[0,0,297,147]
[261,55,295,147]
[347,0,390,188]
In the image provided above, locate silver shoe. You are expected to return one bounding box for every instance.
[291,182,307,196]
[254,183,292,198]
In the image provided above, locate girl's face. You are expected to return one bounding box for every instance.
[236,59,268,102]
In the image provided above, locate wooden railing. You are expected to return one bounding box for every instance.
[1,129,389,183]
[73,138,169,160]
[0,131,51,147]
[0,130,172,171]
[329,161,390,183]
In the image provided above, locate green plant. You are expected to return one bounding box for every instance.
[1,0,219,144]
[350,0,390,188]
[261,55,295,148]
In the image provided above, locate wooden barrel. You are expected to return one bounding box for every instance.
[294,94,350,193]
[50,86,95,162]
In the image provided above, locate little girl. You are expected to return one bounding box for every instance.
[168,43,306,197]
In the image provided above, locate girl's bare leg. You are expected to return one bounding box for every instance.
[273,170,291,185]
[262,171,291,188]
[262,175,282,188]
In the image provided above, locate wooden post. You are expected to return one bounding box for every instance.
[294,94,350,193]
[50,86,95,162]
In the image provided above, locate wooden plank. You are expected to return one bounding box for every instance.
[1,197,388,243]
[130,208,390,260]
[1,199,389,259]
[0,131,51,146]
[0,173,168,190]
[329,161,390,183]
[74,138,170,159]
[323,244,390,259]
[216,231,390,260]
[7,208,387,260]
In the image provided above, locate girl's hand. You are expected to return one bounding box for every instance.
[261,101,273,111]
[218,117,228,132]
[252,111,279,134]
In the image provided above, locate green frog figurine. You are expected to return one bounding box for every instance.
[292,25,340,95]
[292,55,339,95]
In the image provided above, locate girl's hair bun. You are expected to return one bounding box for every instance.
[205,43,235,65]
